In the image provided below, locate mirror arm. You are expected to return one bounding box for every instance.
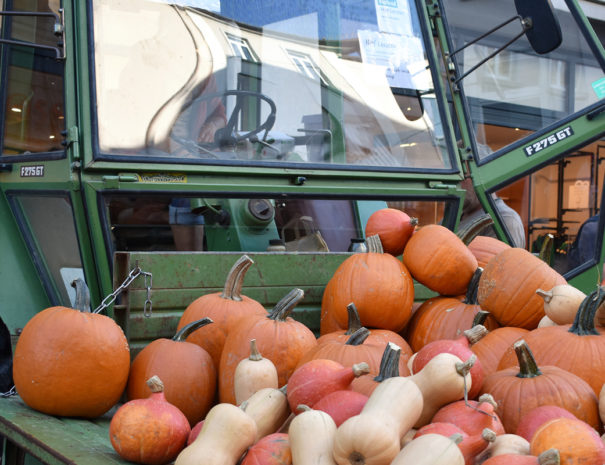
[448,15,531,84]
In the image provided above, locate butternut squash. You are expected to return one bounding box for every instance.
[475,434,530,464]
[234,339,279,405]
[241,386,290,442]
[333,361,424,465]
[392,433,464,465]
[409,352,475,428]
[289,405,338,465]
[536,285,586,325]
[175,403,257,465]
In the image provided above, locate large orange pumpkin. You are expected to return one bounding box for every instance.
[127,318,216,426]
[402,224,478,296]
[12,279,130,418]
[480,339,600,434]
[176,255,267,370]
[218,288,317,404]
[477,247,567,329]
[497,287,605,396]
[320,235,415,335]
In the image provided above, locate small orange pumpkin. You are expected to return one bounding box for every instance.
[127,318,216,426]
[364,207,417,256]
[110,376,191,465]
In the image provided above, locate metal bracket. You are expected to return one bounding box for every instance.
[0,9,66,60]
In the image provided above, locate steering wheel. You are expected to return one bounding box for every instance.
[171,90,277,155]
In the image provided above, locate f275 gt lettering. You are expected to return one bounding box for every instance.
[524,126,573,156]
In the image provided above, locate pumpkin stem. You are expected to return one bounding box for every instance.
[537,448,560,465]
[146,375,164,393]
[463,267,483,305]
[472,310,490,328]
[477,393,498,409]
[220,255,254,302]
[463,324,488,345]
[538,233,555,264]
[569,286,604,336]
[267,288,305,321]
[279,385,288,395]
[71,278,91,312]
[352,362,370,377]
[345,303,363,335]
[374,342,401,382]
[365,234,384,254]
[481,428,497,443]
[535,288,553,304]
[514,339,542,378]
[449,433,464,445]
[247,339,263,361]
[173,317,213,341]
[296,404,312,413]
[345,327,370,346]
[455,354,476,377]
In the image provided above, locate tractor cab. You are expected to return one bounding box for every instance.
[1,0,604,341]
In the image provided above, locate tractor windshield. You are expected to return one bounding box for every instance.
[91,0,456,171]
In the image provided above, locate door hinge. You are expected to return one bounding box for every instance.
[428,181,459,194]
[102,173,139,189]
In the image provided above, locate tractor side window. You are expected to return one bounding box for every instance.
[477,138,605,275]
[102,195,450,254]
[8,193,84,306]
[1,0,65,157]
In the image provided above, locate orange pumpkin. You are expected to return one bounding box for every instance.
[240,433,292,465]
[218,288,317,404]
[127,318,216,426]
[530,417,605,464]
[477,247,567,329]
[467,235,511,269]
[497,287,605,396]
[404,270,499,352]
[12,279,130,418]
[110,376,191,465]
[481,340,600,434]
[177,255,267,369]
[402,224,478,296]
[364,207,417,257]
[320,235,415,335]
[297,327,411,377]
[471,326,529,378]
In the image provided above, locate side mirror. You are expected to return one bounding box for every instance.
[450,0,563,83]
[514,0,562,54]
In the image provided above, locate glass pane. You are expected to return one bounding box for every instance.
[92,0,454,171]
[103,194,449,253]
[485,138,605,275]
[12,194,84,305]
[441,0,605,159]
[1,0,65,155]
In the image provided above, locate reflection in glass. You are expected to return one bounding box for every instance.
[13,195,83,305]
[490,139,605,275]
[104,195,448,253]
[440,0,604,159]
[1,0,65,155]
[92,0,453,170]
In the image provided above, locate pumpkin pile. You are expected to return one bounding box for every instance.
[11,209,605,465]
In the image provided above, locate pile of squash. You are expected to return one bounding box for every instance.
[11,206,605,464]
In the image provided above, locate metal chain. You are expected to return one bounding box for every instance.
[1,385,16,398]
[93,267,153,317]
